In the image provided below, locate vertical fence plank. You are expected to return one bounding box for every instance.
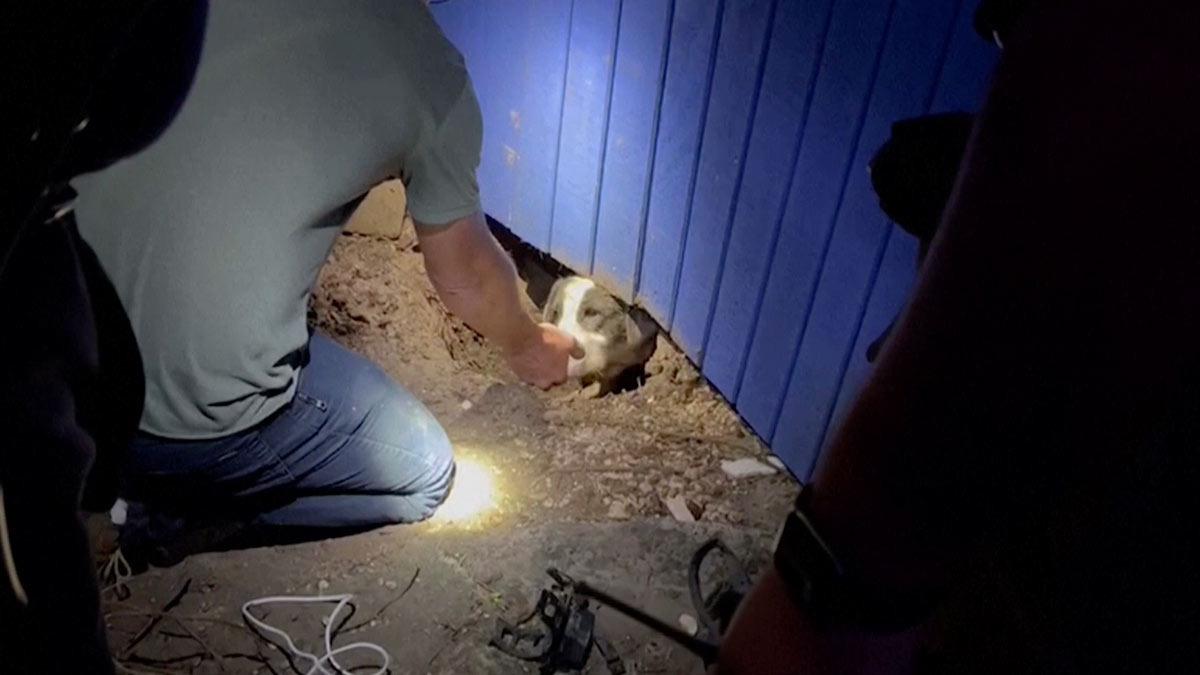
[735,0,895,441]
[435,1,509,228]
[771,0,962,474]
[670,0,777,360]
[827,0,997,443]
[700,0,836,399]
[508,0,577,250]
[635,0,723,321]
[433,0,573,249]
[929,0,998,113]
[550,0,623,273]
[592,0,674,300]
[828,228,918,430]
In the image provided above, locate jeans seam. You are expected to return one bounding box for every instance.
[252,432,299,483]
[321,428,443,468]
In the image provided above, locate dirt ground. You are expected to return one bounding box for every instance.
[101,184,798,674]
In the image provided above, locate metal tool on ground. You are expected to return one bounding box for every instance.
[688,538,753,644]
[571,574,720,664]
[569,537,750,664]
[490,568,625,674]
[490,538,751,672]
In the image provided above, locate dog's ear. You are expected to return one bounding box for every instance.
[543,277,569,324]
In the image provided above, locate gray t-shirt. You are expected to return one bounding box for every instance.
[76,0,482,439]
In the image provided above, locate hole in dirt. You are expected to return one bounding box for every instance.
[487,216,660,397]
[609,363,649,395]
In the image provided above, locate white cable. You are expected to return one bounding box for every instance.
[241,593,390,675]
[0,484,29,606]
[98,548,133,597]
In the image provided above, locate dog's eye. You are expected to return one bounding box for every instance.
[582,307,600,319]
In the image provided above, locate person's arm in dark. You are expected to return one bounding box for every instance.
[1,3,205,672]
[0,222,117,675]
[717,1,1200,672]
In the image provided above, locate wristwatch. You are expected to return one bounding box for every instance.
[772,485,938,632]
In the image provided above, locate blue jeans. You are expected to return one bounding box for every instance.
[122,333,455,551]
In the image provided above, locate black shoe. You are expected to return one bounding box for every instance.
[117,500,247,569]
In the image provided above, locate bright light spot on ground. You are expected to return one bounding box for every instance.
[433,456,499,525]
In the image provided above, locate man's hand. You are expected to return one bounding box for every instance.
[417,212,584,388]
[503,322,583,389]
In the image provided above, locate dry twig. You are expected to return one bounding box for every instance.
[119,577,192,660]
[335,566,420,636]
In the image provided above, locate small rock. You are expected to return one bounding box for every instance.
[720,457,777,478]
[766,455,786,471]
[673,368,701,385]
[607,502,630,520]
[678,613,699,636]
[460,399,473,411]
[317,579,330,592]
[663,495,696,522]
[384,580,398,590]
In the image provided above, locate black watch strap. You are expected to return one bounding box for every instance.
[773,486,939,633]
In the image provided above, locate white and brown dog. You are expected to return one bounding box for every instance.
[543,276,658,395]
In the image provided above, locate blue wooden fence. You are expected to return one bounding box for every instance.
[433,0,996,478]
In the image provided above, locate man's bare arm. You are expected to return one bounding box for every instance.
[415,211,580,388]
